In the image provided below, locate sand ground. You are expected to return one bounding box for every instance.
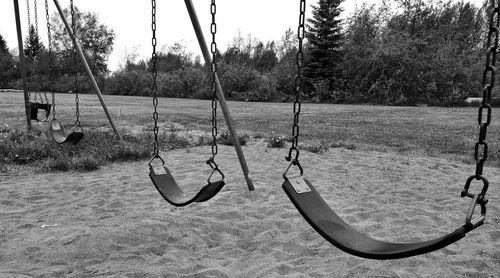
[1,139,499,277]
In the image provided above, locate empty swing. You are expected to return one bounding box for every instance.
[45,0,84,145]
[281,0,493,260]
[25,0,51,122]
[148,0,225,207]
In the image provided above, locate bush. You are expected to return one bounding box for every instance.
[44,158,70,172]
[219,62,260,98]
[73,157,100,171]
[0,128,149,173]
[109,144,150,162]
[218,129,249,146]
[299,143,329,154]
[105,70,150,96]
[267,136,286,148]
[156,67,209,99]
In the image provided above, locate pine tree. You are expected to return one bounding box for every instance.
[0,33,14,88]
[24,25,44,60]
[0,33,8,53]
[304,0,344,82]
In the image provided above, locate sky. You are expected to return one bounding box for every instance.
[0,0,485,72]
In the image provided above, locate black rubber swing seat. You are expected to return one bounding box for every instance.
[49,120,84,145]
[28,102,51,121]
[282,177,475,260]
[149,165,225,207]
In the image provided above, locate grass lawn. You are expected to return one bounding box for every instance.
[1,90,499,170]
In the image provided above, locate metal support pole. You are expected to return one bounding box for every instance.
[51,0,121,140]
[184,0,254,191]
[13,0,32,132]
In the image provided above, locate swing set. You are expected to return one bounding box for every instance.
[13,0,122,144]
[11,0,496,261]
[146,0,495,261]
[24,0,51,122]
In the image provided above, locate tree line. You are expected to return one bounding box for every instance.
[0,0,495,106]
[0,7,114,94]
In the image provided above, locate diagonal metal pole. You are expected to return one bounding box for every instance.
[184,0,254,191]
[13,0,32,132]
[51,0,121,140]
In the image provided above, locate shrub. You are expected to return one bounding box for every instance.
[267,136,286,148]
[218,129,249,146]
[105,70,150,96]
[163,132,192,150]
[157,67,209,99]
[1,128,155,173]
[73,156,100,171]
[110,144,150,162]
[218,62,260,98]
[299,143,329,154]
[330,141,357,150]
[44,158,70,172]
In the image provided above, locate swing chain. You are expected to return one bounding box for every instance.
[286,0,306,167]
[462,0,499,228]
[151,0,160,160]
[33,0,44,104]
[210,0,219,159]
[34,0,38,35]
[26,0,31,29]
[26,0,34,101]
[32,0,50,105]
[45,0,56,118]
[71,0,81,127]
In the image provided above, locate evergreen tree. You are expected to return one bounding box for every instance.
[0,33,8,53]
[23,25,44,60]
[0,33,15,88]
[304,0,344,83]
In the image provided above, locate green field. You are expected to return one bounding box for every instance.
[2,90,499,168]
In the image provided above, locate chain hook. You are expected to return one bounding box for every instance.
[148,153,165,167]
[283,159,304,180]
[206,157,224,183]
[461,175,489,229]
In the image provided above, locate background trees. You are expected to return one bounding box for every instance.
[23,25,44,61]
[0,34,16,88]
[304,0,344,86]
[96,0,491,106]
[340,0,484,105]
[50,6,115,76]
[3,0,491,107]
[12,5,116,93]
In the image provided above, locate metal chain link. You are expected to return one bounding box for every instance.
[33,0,49,104]
[34,0,38,35]
[286,0,306,166]
[210,0,219,159]
[71,0,81,127]
[45,0,56,118]
[26,0,33,101]
[461,0,499,228]
[26,0,31,30]
[151,0,160,158]
[473,0,498,178]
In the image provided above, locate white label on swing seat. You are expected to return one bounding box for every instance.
[153,166,167,175]
[288,176,311,194]
[52,121,61,130]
